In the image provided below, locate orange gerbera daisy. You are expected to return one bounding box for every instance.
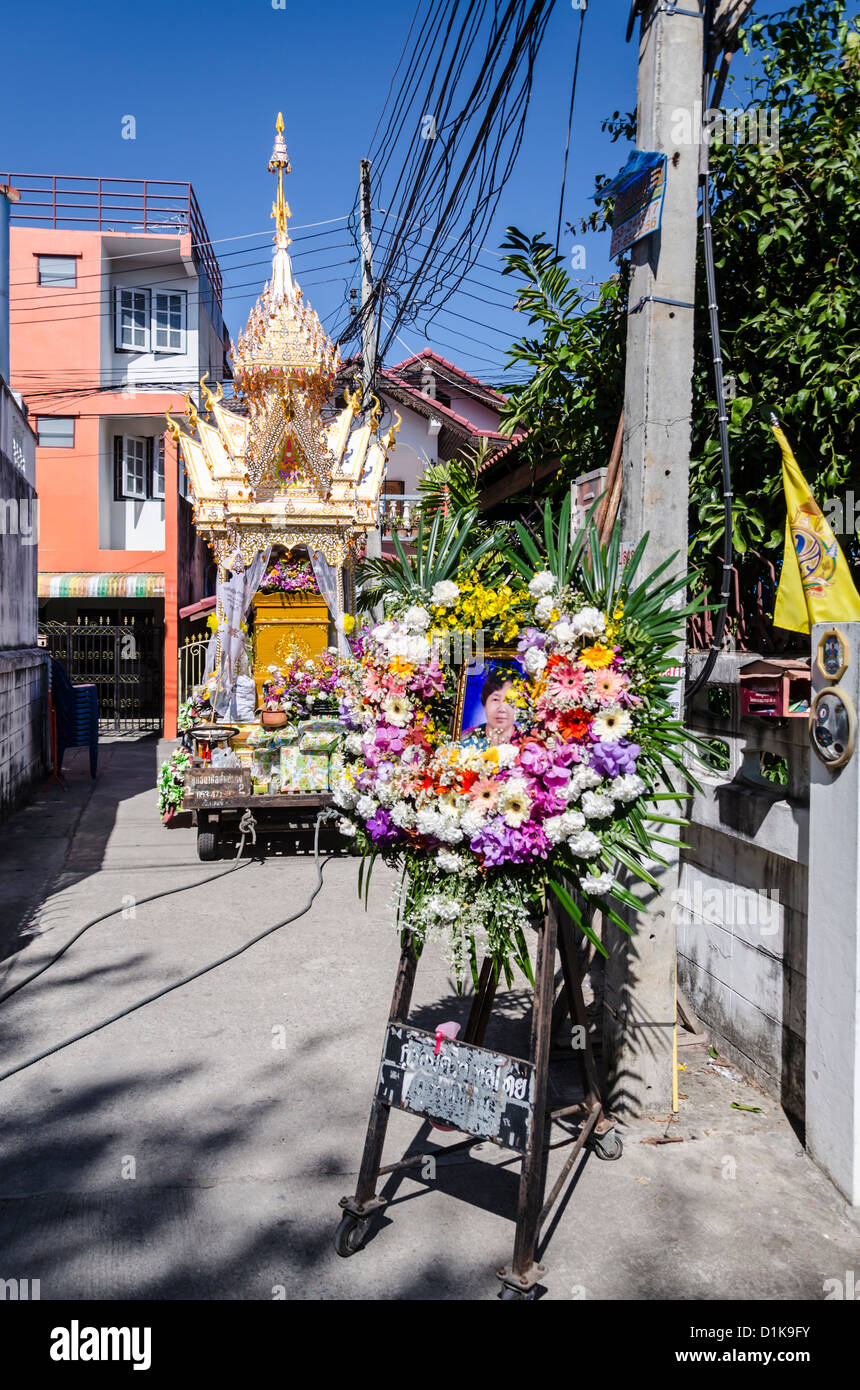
[558,707,591,741]
[579,643,615,671]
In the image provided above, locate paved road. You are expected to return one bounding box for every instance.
[0,740,857,1300]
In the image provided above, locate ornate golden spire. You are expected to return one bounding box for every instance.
[268,112,292,243]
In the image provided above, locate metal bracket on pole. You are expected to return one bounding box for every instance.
[628,295,695,315]
[658,3,705,16]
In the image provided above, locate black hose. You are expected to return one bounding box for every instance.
[0,810,337,1085]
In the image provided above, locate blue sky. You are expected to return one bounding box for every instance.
[2,0,788,386]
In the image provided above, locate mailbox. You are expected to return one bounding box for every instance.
[739,657,811,718]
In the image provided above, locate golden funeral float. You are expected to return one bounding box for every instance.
[167,114,398,698]
[160,117,398,855]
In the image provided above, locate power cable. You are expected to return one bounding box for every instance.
[0,810,338,1085]
[555,0,588,255]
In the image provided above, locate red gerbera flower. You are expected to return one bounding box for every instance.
[558,707,591,742]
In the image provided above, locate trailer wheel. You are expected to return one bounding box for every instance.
[197,828,219,861]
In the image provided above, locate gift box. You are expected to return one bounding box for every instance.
[279,720,344,793]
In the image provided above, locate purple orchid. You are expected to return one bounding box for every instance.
[366,807,400,844]
[589,740,641,779]
[517,626,548,653]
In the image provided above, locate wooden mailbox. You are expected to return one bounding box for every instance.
[739,656,811,718]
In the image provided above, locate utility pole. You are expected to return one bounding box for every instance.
[606,1,705,1114]
[359,157,382,561]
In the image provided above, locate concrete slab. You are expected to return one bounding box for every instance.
[0,743,857,1299]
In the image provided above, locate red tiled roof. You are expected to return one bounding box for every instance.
[380,369,518,442]
[383,348,507,402]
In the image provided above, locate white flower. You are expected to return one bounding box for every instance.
[305,694,315,706]
[438,791,462,821]
[374,621,394,642]
[376,780,396,806]
[337,818,357,838]
[552,621,575,647]
[416,808,444,838]
[528,571,556,599]
[403,604,431,632]
[345,732,364,756]
[383,695,412,727]
[610,773,646,803]
[500,779,532,828]
[566,765,602,800]
[431,580,460,608]
[460,806,485,835]
[427,895,461,923]
[390,800,415,829]
[571,607,607,639]
[437,849,463,873]
[356,795,379,819]
[305,659,315,670]
[568,830,603,858]
[437,821,464,844]
[333,776,357,809]
[580,870,614,896]
[581,789,615,821]
[534,595,555,625]
[560,809,586,834]
[524,646,548,677]
[592,708,632,743]
[544,815,566,845]
[495,743,519,769]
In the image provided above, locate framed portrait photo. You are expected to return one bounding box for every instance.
[453,649,530,747]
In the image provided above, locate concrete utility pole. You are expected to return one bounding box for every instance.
[607,1,704,1113]
[807,623,860,1205]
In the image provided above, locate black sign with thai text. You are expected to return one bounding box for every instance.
[376,1023,534,1151]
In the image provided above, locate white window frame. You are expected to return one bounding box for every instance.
[151,437,166,500]
[115,287,151,352]
[121,436,148,500]
[152,290,186,353]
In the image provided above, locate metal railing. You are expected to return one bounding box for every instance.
[1,173,223,310]
[178,636,210,707]
[377,493,422,536]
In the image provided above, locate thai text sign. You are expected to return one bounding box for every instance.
[604,151,667,260]
[376,1024,535,1151]
[184,767,251,804]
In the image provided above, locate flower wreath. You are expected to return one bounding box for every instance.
[335,501,702,986]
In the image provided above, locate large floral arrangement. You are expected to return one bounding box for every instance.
[262,648,348,718]
[157,747,192,820]
[259,555,319,594]
[338,502,702,985]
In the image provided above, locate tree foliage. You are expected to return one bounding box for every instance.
[498,0,860,588]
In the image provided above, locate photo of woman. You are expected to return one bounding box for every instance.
[457,659,527,747]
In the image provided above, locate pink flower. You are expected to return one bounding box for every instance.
[591,669,628,705]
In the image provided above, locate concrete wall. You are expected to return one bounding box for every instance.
[679,652,809,1118]
[0,381,47,817]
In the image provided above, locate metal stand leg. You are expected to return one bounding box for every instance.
[497,900,559,1297]
[336,932,419,1250]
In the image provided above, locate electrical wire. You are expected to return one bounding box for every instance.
[0,809,338,1086]
[554,0,587,255]
[685,0,734,703]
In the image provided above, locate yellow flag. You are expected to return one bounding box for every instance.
[772,422,860,634]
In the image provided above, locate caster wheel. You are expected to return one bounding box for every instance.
[334,1214,367,1257]
[593,1129,623,1161]
[197,829,219,862]
[499,1285,536,1301]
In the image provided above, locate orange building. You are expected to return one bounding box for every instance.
[5,174,229,738]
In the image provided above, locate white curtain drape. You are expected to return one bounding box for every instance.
[309,549,346,654]
[211,548,271,716]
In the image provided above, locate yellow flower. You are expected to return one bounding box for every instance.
[342,614,355,634]
[580,643,615,670]
[206,613,218,633]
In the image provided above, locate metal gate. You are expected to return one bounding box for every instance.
[39,621,164,732]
